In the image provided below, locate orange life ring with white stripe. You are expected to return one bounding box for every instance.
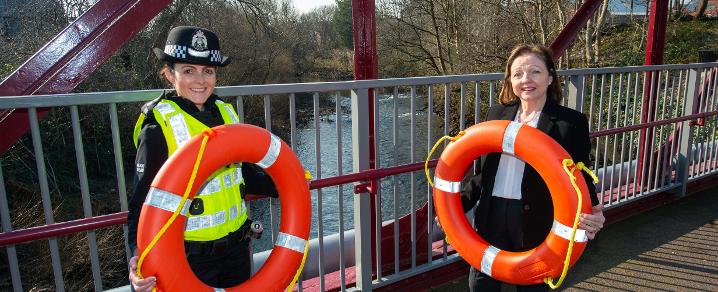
[432,120,592,285]
[137,124,311,291]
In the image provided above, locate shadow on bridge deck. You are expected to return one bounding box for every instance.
[433,187,718,292]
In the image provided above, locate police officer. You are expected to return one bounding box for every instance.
[127,26,277,291]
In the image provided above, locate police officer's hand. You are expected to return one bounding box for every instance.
[579,204,605,240]
[129,255,156,292]
[433,216,443,232]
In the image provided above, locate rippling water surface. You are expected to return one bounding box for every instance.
[250,93,445,251]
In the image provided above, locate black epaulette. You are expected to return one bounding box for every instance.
[141,97,163,116]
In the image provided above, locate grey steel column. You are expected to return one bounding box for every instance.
[263,95,279,242]
[567,74,586,111]
[674,68,701,197]
[70,106,102,291]
[352,87,373,291]
[313,92,326,291]
[392,86,400,275]
[109,103,130,262]
[0,164,22,291]
[335,91,347,291]
[28,108,65,292]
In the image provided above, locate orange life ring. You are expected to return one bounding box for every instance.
[137,124,311,291]
[432,120,592,285]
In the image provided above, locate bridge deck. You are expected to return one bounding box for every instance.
[433,187,718,291]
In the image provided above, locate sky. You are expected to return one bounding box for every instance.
[292,0,336,14]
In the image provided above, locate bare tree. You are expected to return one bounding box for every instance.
[694,0,709,18]
[377,0,577,76]
[583,0,610,66]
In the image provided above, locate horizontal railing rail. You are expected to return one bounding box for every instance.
[590,110,718,138]
[1,62,717,109]
[0,213,127,247]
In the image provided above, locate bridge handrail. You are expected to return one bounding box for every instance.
[1,62,717,109]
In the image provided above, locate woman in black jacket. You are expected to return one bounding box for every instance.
[461,45,605,292]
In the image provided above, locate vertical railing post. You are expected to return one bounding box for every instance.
[108,103,130,262]
[352,87,373,291]
[674,68,701,197]
[70,106,102,291]
[567,74,586,111]
[28,108,65,292]
[0,164,23,291]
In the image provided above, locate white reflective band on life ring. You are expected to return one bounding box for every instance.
[257,134,281,169]
[276,232,306,253]
[145,187,191,216]
[502,122,522,155]
[434,177,461,193]
[213,288,225,292]
[551,220,588,242]
[480,245,501,276]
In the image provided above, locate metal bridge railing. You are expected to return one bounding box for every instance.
[0,62,717,292]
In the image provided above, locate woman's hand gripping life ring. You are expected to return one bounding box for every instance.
[432,120,592,285]
[137,124,311,291]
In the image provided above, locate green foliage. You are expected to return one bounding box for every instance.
[0,63,16,77]
[333,0,353,49]
[600,18,718,66]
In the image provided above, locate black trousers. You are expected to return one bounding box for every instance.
[131,229,251,291]
[185,234,251,287]
[468,197,548,292]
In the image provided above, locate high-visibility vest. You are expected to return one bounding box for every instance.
[133,98,247,242]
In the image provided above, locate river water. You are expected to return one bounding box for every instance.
[250,92,444,251]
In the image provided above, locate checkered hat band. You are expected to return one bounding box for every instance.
[164,45,187,59]
[165,46,222,63]
[210,50,222,63]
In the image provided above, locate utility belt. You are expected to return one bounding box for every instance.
[184,223,251,257]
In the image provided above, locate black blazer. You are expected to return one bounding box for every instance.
[460,98,599,249]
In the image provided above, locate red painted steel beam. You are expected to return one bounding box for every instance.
[352,0,380,275]
[645,0,669,66]
[549,0,603,59]
[0,0,172,154]
[309,160,438,189]
[637,0,669,187]
[590,111,718,138]
[352,0,379,82]
[0,212,127,247]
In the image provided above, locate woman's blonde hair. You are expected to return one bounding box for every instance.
[498,45,562,105]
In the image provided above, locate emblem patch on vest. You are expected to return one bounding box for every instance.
[189,198,204,215]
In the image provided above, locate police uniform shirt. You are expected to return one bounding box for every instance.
[127,92,277,252]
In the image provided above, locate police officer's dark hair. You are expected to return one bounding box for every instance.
[159,63,175,86]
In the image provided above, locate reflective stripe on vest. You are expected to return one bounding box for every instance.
[136,99,247,242]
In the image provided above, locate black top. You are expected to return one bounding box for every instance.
[127,92,278,252]
[460,98,599,250]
